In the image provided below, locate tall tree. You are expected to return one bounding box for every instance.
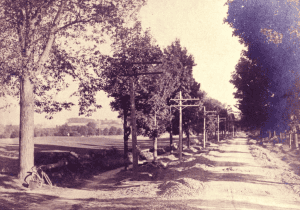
[0,0,146,180]
[164,39,202,146]
[230,55,270,130]
[101,22,162,163]
[225,0,300,132]
[136,58,180,160]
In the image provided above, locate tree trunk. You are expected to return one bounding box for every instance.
[129,76,138,171]
[19,74,35,181]
[123,111,129,164]
[169,130,173,149]
[169,118,173,154]
[187,130,190,148]
[153,136,157,162]
[153,112,157,162]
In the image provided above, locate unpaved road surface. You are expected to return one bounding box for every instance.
[194,134,300,209]
[1,133,300,209]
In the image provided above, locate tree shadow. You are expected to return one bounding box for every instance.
[68,196,300,210]
[0,146,19,177]
[0,191,67,210]
[69,197,202,210]
[0,173,23,190]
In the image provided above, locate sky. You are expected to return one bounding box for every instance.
[0,0,245,127]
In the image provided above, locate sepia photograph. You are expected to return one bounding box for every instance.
[1,0,300,209]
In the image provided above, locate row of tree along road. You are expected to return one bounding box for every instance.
[0,0,239,180]
[226,0,300,136]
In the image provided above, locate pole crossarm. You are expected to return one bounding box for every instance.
[123,61,162,65]
[169,92,200,162]
[171,105,200,107]
[117,60,163,172]
[205,111,217,114]
[120,72,163,77]
[170,99,200,101]
[202,108,217,148]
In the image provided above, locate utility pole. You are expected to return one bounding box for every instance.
[205,115,226,142]
[203,107,216,148]
[218,117,226,140]
[170,91,199,161]
[169,106,173,152]
[227,110,239,138]
[120,61,162,172]
[217,115,219,142]
[203,106,205,148]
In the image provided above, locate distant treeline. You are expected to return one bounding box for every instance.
[54,122,123,136]
[0,122,123,138]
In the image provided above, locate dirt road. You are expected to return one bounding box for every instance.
[189,133,300,209]
[1,133,300,209]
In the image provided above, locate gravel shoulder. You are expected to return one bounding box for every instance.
[1,133,300,209]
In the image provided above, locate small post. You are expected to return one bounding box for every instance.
[289,133,292,148]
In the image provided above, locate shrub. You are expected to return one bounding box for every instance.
[70,131,81,136]
[102,127,108,135]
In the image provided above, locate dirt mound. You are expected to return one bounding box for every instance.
[158,177,205,199]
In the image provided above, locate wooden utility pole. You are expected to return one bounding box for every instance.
[170,91,199,161]
[120,61,162,172]
[206,115,226,142]
[217,115,219,142]
[218,117,226,140]
[203,107,216,148]
[169,106,173,153]
[203,106,206,148]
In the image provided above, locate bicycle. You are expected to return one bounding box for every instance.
[25,166,52,189]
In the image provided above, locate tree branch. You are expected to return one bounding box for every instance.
[36,0,66,71]
[55,18,94,33]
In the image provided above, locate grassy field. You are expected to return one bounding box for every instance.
[0,133,204,154]
[0,134,201,186]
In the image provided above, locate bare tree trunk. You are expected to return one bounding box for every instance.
[19,74,34,181]
[187,130,190,148]
[153,112,157,162]
[169,114,173,154]
[123,111,128,163]
[129,76,138,171]
[169,130,173,148]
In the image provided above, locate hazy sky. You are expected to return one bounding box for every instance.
[0,0,245,127]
